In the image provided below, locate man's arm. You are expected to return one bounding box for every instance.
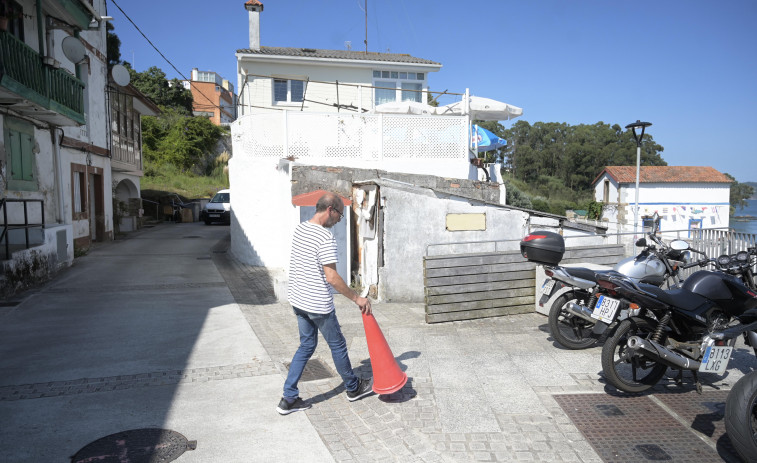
[323,263,372,315]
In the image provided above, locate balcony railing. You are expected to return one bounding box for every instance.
[0,31,85,124]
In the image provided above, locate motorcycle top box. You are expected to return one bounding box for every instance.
[520,231,565,265]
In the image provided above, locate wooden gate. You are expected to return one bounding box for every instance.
[423,244,625,323]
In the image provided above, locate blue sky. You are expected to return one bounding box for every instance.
[109,0,757,183]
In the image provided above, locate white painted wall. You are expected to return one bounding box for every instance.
[594,174,731,234]
[237,57,436,116]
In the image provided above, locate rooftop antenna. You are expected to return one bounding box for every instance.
[364,0,368,53]
[345,41,351,50]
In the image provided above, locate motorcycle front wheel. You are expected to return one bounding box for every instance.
[548,292,597,349]
[601,317,668,393]
[725,370,757,462]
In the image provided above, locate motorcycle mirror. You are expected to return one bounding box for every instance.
[669,240,689,251]
[636,238,647,247]
[652,212,660,233]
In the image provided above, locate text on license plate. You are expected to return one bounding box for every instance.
[698,345,733,375]
[541,279,555,296]
[209,214,220,217]
[591,295,620,324]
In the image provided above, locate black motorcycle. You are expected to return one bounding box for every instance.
[725,369,757,462]
[597,247,757,394]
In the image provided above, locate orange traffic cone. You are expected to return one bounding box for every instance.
[362,313,407,394]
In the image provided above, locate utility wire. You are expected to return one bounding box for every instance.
[109,0,230,116]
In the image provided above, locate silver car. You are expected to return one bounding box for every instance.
[200,189,230,225]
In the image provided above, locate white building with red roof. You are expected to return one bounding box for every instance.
[592,166,732,236]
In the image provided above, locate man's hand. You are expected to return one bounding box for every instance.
[356,296,372,315]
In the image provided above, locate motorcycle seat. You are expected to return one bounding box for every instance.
[561,267,599,283]
[637,284,709,311]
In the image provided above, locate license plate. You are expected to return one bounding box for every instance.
[209,214,220,218]
[541,279,555,296]
[698,345,733,375]
[591,295,620,324]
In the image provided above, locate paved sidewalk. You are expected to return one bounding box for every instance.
[0,223,754,462]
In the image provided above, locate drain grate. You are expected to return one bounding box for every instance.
[654,390,739,458]
[285,358,335,381]
[71,428,196,463]
[555,394,723,462]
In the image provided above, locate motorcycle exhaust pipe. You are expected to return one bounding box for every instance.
[626,336,700,370]
[566,302,596,323]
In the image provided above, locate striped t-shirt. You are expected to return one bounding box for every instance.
[287,221,338,314]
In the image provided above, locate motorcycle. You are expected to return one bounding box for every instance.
[597,247,757,394]
[725,369,757,462]
[537,218,691,349]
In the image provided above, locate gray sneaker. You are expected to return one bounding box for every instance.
[277,397,311,415]
[346,377,373,402]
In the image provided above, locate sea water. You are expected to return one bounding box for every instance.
[731,198,757,234]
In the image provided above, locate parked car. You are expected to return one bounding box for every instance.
[200,189,230,225]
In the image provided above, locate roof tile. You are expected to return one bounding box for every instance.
[236,46,440,65]
[596,166,731,184]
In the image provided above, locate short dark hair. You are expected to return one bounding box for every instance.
[315,192,342,213]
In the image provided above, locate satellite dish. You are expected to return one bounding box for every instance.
[112,64,131,87]
[62,36,86,63]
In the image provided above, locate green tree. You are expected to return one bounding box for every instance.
[725,173,755,213]
[128,66,193,114]
[106,22,121,66]
[142,107,224,172]
[501,120,665,191]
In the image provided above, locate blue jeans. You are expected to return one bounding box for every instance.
[283,306,359,400]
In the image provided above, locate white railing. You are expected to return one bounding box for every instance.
[233,112,470,176]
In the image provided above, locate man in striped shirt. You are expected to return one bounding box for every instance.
[277,192,374,415]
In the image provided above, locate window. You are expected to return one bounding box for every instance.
[3,117,36,191]
[603,180,609,203]
[401,82,422,102]
[688,218,703,238]
[641,216,660,234]
[374,81,396,105]
[372,69,425,106]
[0,0,25,41]
[273,79,304,103]
[71,164,88,220]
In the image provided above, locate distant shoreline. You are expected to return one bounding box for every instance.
[732,215,757,222]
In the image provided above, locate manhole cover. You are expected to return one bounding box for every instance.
[71,428,195,463]
[285,358,335,381]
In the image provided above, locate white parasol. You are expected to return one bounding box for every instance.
[436,96,523,121]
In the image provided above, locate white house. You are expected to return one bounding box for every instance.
[236,0,442,116]
[593,165,732,237]
[228,0,567,303]
[0,0,156,296]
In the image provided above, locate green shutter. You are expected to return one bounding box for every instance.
[20,131,33,180]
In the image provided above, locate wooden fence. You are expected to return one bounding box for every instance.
[423,244,625,324]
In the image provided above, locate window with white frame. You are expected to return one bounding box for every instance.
[372,70,425,105]
[273,79,304,104]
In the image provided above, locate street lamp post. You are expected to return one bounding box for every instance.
[625,120,652,236]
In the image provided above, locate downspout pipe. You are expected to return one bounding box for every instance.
[36,0,44,55]
[50,127,66,224]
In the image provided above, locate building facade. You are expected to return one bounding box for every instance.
[236,1,442,116]
[593,165,732,237]
[182,68,236,125]
[1,0,157,296]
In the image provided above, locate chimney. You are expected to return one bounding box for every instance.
[245,0,264,51]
